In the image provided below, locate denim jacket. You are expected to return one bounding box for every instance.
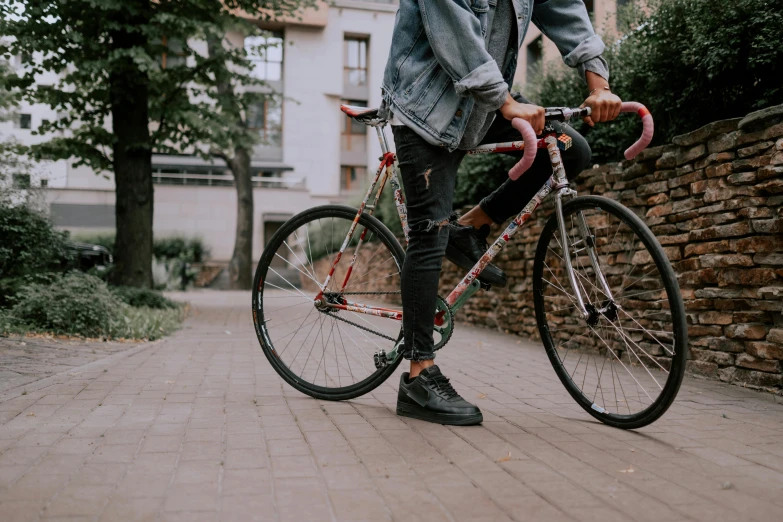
[380,0,607,151]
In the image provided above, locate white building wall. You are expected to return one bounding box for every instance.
[283,3,396,198]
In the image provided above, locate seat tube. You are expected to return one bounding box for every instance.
[376,126,390,155]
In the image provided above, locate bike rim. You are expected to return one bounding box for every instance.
[254,209,403,394]
[537,198,684,421]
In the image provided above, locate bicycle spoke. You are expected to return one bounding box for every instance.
[538,199,683,422]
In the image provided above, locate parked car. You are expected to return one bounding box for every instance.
[65,241,113,272]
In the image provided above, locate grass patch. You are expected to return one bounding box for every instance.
[109,305,188,341]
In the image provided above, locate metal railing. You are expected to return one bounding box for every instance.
[152,172,306,189]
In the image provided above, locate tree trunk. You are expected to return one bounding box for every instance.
[228,148,254,289]
[109,22,153,288]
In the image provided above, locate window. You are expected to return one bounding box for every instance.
[341,166,366,192]
[341,99,367,151]
[40,179,48,188]
[17,113,32,129]
[40,119,50,131]
[245,32,284,82]
[160,37,186,69]
[526,36,543,82]
[246,97,283,147]
[344,37,368,87]
[13,174,31,189]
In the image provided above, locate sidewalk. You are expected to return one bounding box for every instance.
[1,290,782,522]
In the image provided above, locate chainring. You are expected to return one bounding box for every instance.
[433,296,454,352]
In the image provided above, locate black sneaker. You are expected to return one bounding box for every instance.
[445,223,508,287]
[397,365,483,425]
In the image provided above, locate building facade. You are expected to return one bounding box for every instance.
[1,0,397,262]
[3,0,625,262]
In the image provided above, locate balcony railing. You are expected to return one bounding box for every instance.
[152,172,305,189]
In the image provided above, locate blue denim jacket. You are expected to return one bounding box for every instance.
[380,0,607,151]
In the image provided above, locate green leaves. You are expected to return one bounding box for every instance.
[530,0,783,163]
[1,0,315,170]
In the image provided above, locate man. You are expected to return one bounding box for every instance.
[379,0,622,425]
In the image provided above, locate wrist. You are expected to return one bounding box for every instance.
[588,85,611,97]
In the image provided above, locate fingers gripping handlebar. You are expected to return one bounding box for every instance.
[506,102,654,180]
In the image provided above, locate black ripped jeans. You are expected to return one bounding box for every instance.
[392,115,591,361]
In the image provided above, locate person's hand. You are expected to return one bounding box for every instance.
[500,94,545,135]
[581,88,622,127]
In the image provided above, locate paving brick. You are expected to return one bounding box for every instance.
[99,496,162,522]
[1,291,782,521]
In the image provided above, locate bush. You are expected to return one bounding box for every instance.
[0,272,59,309]
[154,237,207,263]
[530,0,783,163]
[111,286,178,309]
[3,271,185,339]
[0,202,71,281]
[454,153,517,209]
[9,271,124,337]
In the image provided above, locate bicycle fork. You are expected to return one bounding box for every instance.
[550,145,617,323]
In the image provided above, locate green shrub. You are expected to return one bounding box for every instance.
[0,272,59,309]
[9,271,124,337]
[454,153,517,209]
[4,271,186,339]
[530,0,783,163]
[154,236,207,263]
[111,286,178,309]
[0,202,71,281]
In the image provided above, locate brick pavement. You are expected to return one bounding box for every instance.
[1,290,782,522]
[0,336,141,394]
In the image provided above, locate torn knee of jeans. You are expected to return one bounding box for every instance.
[410,217,450,233]
[422,168,432,189]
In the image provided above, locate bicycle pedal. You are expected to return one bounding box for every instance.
[373,350,388,369]
[480,281,492,291]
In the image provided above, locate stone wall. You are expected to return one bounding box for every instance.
[437,104,783,391]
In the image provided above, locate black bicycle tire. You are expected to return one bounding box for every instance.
[252,205,405,401]
[533,195,688,429]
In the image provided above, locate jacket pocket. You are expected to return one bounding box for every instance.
[414,69,462,135]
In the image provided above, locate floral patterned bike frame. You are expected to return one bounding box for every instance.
[316,102,654,364]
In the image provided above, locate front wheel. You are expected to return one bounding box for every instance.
[533,196,688,429]
[252,205,405,401]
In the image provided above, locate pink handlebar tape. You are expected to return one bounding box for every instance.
[508,118,538,181]
[620,102,654,160]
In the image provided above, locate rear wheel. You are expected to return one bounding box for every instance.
[252,205,405,400]
[533,196,688,429]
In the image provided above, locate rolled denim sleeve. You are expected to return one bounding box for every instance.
[532,0,609,83]
[419,0,508,109]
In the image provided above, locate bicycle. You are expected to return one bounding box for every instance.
[252,101,688,429]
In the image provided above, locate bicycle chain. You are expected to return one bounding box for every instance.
[323,291,401,296]
[320,290,402,342]
[321,309,399,342]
